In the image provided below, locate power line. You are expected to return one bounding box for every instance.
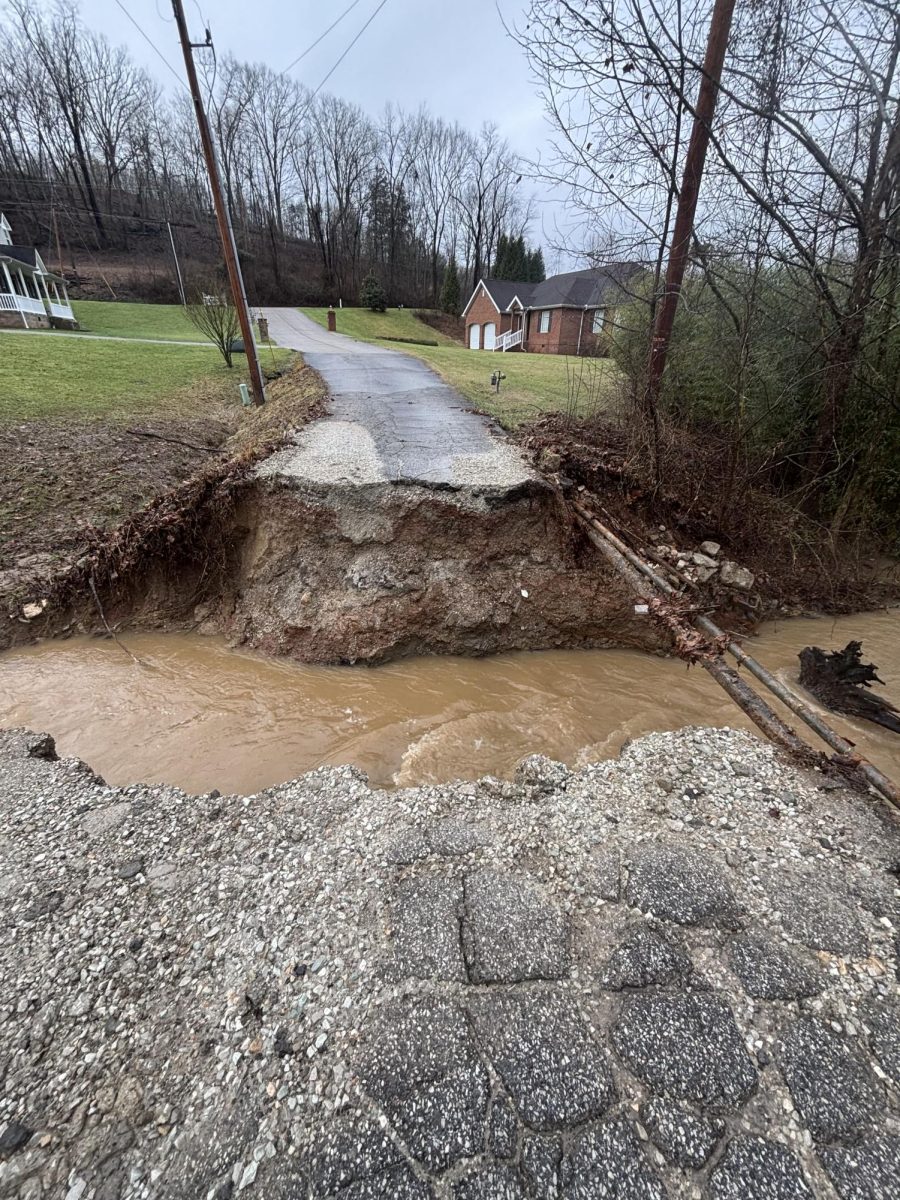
[310,0,391,99]
[281,0,365,75]
[112,0,188,92]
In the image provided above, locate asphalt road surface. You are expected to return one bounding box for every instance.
[259,307,532,488]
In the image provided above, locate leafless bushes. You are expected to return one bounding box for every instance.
[185,288,240,367]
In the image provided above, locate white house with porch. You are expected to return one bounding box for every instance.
[0,212,76,328]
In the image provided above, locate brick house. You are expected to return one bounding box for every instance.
[462,262,643,354]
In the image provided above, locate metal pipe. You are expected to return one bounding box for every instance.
[572,501,900,809]
[573,507,814,761]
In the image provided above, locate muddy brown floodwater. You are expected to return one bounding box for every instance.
[1,610,898,794]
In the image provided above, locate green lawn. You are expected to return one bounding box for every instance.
[0,331,287,422]
[300,307,616,427]
[71,299,206,342]
[305,306,460,347]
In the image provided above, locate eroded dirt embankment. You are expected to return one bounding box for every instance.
[216,475,669,662]
[0,358,329,653]
[16,468,667,663]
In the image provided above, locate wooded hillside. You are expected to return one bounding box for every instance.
[0,0,531,306]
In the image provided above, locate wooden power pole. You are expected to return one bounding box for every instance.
[645,0,737,408]
[170,0,266,405]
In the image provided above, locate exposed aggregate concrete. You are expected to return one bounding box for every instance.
[1,723,899,1199]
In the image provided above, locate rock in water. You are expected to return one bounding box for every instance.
[798,641,900,734]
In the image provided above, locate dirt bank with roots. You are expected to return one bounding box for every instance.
[9,381,892,667]
[5,455,670,664]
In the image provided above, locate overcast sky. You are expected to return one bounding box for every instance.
[81,0,577,269]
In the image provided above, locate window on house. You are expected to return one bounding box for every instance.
[539,310,551,333]
[592,309,606,334]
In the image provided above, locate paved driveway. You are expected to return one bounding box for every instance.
[259,308,532,488]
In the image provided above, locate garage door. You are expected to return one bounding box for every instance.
[468,324,481,349]
[483,322,496,350]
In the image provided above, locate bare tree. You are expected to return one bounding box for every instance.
[185,287,240,367]
[518,0,900,524]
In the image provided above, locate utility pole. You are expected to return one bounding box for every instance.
[167,220,187,307]
[170,0,266,405]
[645,0,737,408]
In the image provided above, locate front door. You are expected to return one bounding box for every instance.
[483,322,496,350]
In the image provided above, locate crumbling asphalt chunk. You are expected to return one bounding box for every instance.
[561,1118,668,1200]
[390,876,466,981]
[611,992,758,1108]
[770,871,869,956]
[728,931,823,1000]
[819,1136,900,1200]
[862,997,900,1087]
[356,999,490,1172]
[25,731,56,760]
[776,1017,882,1144]
[463,868,570,983]
[117,857,144,881]
[469,991,615,1131]
[625,844,743,928]
[709,1136,815,1200]
[515,754,570,793]
[598,923,694,990]
[639,1098,724,1168]
[0,1121,33,1157]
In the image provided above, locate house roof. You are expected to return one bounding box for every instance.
[4,246,38,269]
[0,246,65,282]
[470,262,645,316]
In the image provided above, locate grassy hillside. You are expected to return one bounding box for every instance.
[1,298,290,421]
[308,306,460,347]
[299,307,616,427]
[72,300,205,342]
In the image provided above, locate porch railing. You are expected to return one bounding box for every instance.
[494,328,524,351]
[48,300,74,320]
[0,292,46,315]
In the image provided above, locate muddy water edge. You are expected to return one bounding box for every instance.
[1,609,898,793]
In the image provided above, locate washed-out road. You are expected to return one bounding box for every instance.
[259,307,532,489]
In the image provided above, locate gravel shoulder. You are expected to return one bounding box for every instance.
[1,725,899,1198]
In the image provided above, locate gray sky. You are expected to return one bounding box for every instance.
[84,0,576,269]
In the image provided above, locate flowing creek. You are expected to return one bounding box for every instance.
[1,610,898,794]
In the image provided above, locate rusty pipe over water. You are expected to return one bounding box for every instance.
[572,501,900,812]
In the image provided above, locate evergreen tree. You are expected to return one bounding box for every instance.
[509,235,528,280]
[440,257,461,315]
[527,247,546,282]
[359,270,387,312]
[493,233,510,276]
[493,232,546,282]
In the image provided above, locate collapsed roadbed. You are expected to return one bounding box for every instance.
[10,465,667,663]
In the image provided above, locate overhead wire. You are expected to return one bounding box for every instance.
[281,0,365,75]
[309,0,391,99]
[112,0,188,92]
